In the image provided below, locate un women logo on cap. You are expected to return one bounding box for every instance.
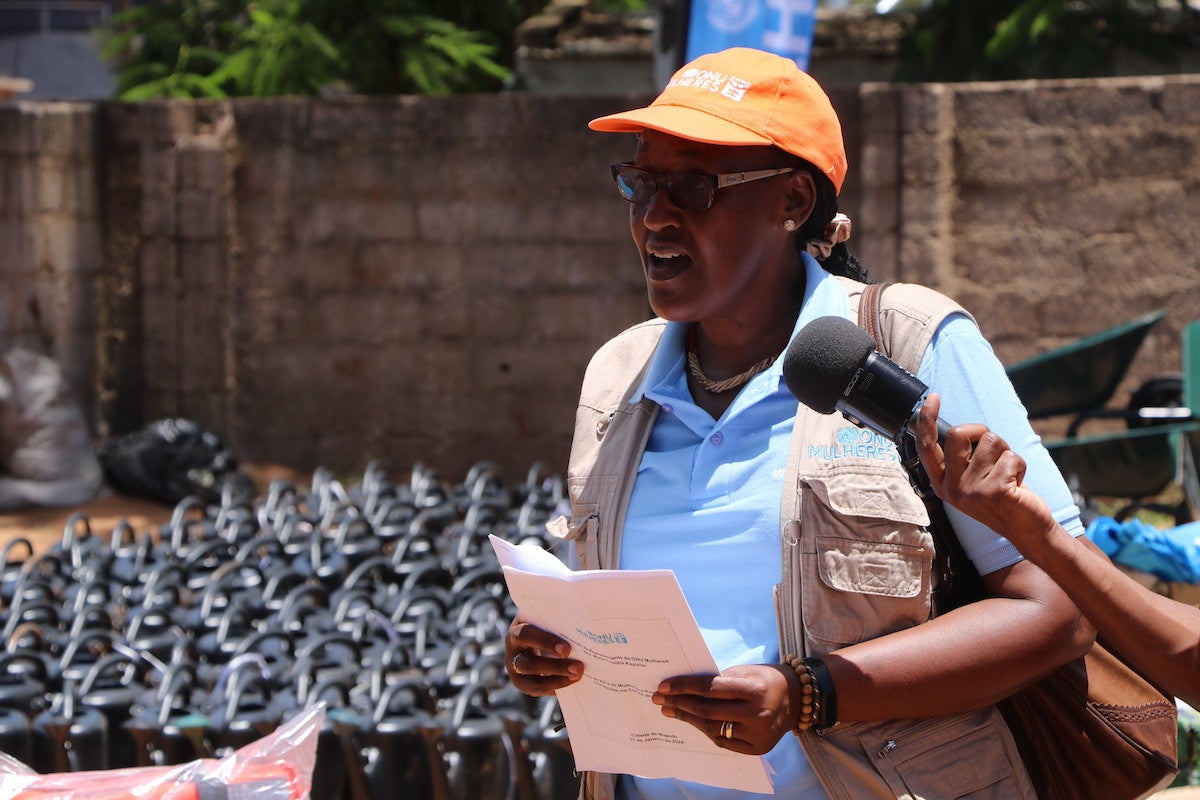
[702,0,759,34]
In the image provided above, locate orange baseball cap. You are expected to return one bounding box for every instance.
[589,47,848,195]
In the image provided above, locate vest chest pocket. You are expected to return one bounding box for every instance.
[802,533,932,648]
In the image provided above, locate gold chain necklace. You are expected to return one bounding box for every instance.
[686,327,779,394]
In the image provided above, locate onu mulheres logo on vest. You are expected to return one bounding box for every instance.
[809,426,900,462]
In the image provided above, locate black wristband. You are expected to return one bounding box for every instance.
[804,656,837,731]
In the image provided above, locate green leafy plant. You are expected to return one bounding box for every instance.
[896,0,1188,82]
[209,2,346,96]
[589,0,650,11]
[101,0,543,99]
[301,1,513,95]
[101,0,239,98]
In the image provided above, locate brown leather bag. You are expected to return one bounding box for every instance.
[998,640,1178,799]
[860,282,1179,800]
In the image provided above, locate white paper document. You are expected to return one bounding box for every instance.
[490,535,774,794]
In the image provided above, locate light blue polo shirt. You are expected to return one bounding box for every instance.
[614,256,1083,800]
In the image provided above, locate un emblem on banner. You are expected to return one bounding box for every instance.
[703,0,759,34]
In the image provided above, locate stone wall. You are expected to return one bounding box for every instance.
[0,102,102,423]
[2,76,1198,482]
[854,77,1200,373]
[93,94,648,480]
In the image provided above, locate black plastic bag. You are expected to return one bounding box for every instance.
[98,418,251,505]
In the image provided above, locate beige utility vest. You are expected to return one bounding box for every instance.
[548,278,1036,800]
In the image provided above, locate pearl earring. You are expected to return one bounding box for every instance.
[782,219,798,232]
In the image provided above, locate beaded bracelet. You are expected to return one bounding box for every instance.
[782,654,837,733]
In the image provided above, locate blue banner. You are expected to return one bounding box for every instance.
[686,0,818,70]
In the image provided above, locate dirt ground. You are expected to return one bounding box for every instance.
[0,463,308,554]
[0,490,178,554]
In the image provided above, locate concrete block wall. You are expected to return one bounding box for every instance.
[0,102,101,424]
[3,75,1198,482]
[94,94,652,479]
[857,76,1200,440]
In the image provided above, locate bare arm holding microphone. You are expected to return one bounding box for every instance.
[914,392,1200,708]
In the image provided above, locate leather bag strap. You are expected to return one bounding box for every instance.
[859,282,887,351]
[856,281,981,613]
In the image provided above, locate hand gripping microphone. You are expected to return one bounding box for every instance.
[782,315,951,497]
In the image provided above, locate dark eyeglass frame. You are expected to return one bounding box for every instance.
[609,162,797,211]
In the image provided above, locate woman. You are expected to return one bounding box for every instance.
[914,392,1200,709]
[505,47,1092,799]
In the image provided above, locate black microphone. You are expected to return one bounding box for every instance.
[781,315,951,445]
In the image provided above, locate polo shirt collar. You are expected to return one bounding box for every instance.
[630,254,853,404]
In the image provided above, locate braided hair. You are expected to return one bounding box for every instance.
[792,157,870,284]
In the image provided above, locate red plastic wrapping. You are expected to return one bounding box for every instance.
[0,706,323,800]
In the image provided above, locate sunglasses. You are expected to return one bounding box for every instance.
[609,163,796,211]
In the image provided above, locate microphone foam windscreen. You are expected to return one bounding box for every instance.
[782,316,877,414]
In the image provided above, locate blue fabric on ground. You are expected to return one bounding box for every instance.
[1086,516,1200,584]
